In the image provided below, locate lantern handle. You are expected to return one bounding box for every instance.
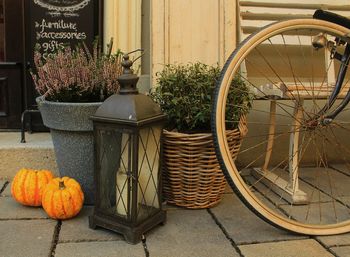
[125,49,145,64]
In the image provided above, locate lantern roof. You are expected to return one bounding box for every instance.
[91,93,166,126]
[91,52,166,126]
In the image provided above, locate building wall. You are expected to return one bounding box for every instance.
[103,0,350,86]
[103,0,350,164]
[104,0,237,87]
[103,0,142,54]
[151,0,236,79]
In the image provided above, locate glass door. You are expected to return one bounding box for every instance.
[0,0,4,61]
[0,0,24,129]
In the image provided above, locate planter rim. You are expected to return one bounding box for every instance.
[36,96,102,131]
[36,96,102,106]
[163,115,248,137]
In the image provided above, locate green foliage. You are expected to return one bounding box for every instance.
[150,62,252,133]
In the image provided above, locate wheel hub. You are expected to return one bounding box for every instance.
[304,118,320,130]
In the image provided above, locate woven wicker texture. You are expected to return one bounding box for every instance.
[162,117,247,209]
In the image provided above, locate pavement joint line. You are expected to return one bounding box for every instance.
[298,176,350,209]
[0,217,50,221]
[329,165,350,178]
[0,181,9,195]
[58,238,123,244]
[236,236,311,246]
[313,237,339,257]
[141,234,150,257]
[324,243,350,248]
[207,208,244,257]
[49,220,62,257]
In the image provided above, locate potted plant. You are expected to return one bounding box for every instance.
[151,62,252,208]
[31,40,122,204]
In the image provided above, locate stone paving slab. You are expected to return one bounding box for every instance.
[211,193,306,245]
[0,132,53,149]
[301,167,350,197]
[59,206,122,243]
[0,219,56,257]
[0,197,48,220]
[163,203,183,211]
[0,148,58,179]
[0,132,58,179]
[145,209,239,257]
[224,183,232,193]
[239,239,334,257]
[330,245,350,257]
[317,233,350,247]
[54,241,145,257]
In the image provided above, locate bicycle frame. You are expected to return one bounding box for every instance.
[318,36,350,124]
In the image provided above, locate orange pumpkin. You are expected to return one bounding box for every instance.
[11,168,54,206]
[42,177,84,220]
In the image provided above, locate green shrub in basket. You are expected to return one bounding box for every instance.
[150,62,253,133]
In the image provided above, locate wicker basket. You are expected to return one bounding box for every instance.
[162,117,247,209]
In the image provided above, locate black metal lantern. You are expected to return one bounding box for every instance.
[89,53,166,244]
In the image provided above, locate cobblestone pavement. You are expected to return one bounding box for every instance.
[1,179,349,257]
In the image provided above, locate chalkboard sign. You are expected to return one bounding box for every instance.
[27,0,101,59]
[23,0,102,130]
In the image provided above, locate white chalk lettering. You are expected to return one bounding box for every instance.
[38,31,87,40]
[38,19,77,33]
[42,40,64,52]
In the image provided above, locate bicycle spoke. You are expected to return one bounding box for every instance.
[314,128,349,220]
[213,18,350,234]
[250,132,311,218]
[228,103,304,120]
[249,107,303,119]
[324,125,350,167]
[267,34,315,104]
[252,46,314,120]
[316,57,336,103]
[238,127,308,155]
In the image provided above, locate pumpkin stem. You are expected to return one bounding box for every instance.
[59,181,66,190]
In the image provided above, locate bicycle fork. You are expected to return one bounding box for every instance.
[317,41,350,125]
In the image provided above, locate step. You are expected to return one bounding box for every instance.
[0,132,58,179]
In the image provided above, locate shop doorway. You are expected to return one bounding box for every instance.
[0,0,24,129]
[0,0,102,130]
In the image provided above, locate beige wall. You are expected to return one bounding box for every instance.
[103,0,350,85]
[103,0,142,76]
[103,0,141,54]
[151,0,237,81]
[103,0,237,85]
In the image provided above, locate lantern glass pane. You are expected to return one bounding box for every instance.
[116,132,132,217]
[137,124,162,221]
[98,127,133,218]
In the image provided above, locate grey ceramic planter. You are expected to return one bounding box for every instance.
[36,96,101,205]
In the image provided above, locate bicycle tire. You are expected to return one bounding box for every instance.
[212,18,350,235]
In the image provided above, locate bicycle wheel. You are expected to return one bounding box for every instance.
[212,18,350,235]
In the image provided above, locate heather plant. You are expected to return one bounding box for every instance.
[31,39,122,102]
[150,62,253,133]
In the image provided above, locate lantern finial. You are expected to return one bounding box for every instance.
[121,54,133,75]
[118,49,144,95]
